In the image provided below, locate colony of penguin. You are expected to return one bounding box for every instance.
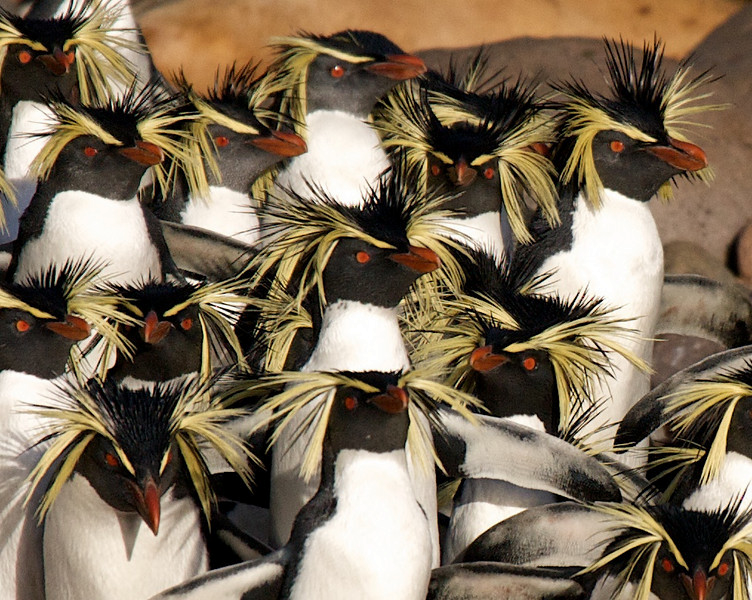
[2,0,752,598]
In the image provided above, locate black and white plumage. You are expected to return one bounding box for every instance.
[375,53,558,257]
[268,30,426,207]
[8,82,198,285]
[26,375,255,600]
[513,38,715,448]
[0,0,140,241]
[154,63,306,245]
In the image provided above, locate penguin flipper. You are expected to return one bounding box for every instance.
[160,220,255,280]
[458,502,610,568]
[150,549,288,600]
[615,344,752,448]
[433,408,621,503]
[658,274,752,347]
[428,562,585,600]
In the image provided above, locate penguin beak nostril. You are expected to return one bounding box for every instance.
[647,137,707,172]
[118,141,164,166]
[469,346,510,372]
[44,314,91,341]
[251,130,307,157]
[365,54,427,80]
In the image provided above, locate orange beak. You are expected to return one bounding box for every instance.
[251,130,307,157]
[45,314,91,341]
[469,345,509,372]
[118,141,165,166]
[365,54,427,80]
[647,137,707,172]
[133,476,161,535]
[370,385,409,414]
[141,310,172,345]
[39,46,75,75]
[449,158,477,187]
[390,245,441,274]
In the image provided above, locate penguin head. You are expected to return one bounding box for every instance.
[272,30,426,121]
[32,82,197,199]
[326,371,409,453]
[554,38,713,206]
[104,277,250,382]
[176,63,307,195]
[376,71,557,242]
[0,3,135,103]
[28,376,255,534]
[591,502,751,600]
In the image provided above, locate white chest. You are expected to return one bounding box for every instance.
[44,475,208,600]
[682,452,752,514]
[181,186,260,245]
[0,371,63,600]
[537,190,663,440]
[14,191,162,285]
[290,449,432,600]
[5,101,54,181]
[274,110,390,207]
[441,211,505,259]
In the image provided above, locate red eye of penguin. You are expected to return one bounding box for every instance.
[718,562,730,577]
[84,146,98,157]
[180,317,193,331]
[344,396,358,411]
[356,251,371,264]
[18,50,32,64]
[522,356,537,371]
[430,164,441,177]
[610,140,625,153]
[661,558,674,573]
[483,167,495,179]
[330,65,345,78]
[215,136,230,147]
[104,452,120,468]
[15,319,30,333]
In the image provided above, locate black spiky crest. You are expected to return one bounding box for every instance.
[554,37,716,206]
[585,499,752,600]
[32,81,199,195]
[27,375,256,525]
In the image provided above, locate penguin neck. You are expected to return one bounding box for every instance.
[441,210,505,259]
[43,474,208,600]
[303,299,410,373]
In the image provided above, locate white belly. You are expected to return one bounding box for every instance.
[289,449,432,600]
[181,186,260,245]
[682,452,752,514]
[537,190,663,443]
[14,191,162,285]
[274,109,389,207]
[441,211,506,259]
[0,371,63,600]
[44,475,208,600]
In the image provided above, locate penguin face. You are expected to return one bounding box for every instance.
[591,130,706,202]
[75,432,183,536]
[204,122,305,191]
[1,42,78,102]
[326,374,409,453]
[306,53,420,115]
[427,154,501,216]
[650,547,734,600]
[322,237,440,308]
[469,342,558,432]
[50,134,162,199]
[0,308,88,377]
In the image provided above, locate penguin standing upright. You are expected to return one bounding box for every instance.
[268,30,426,207]
[0,260,132,600]
[376,54,558,258]
[26,375,255,600]
[0,1,138,240]
[514,39,714,446]
[154,63,306,245]
[8,82,199,285]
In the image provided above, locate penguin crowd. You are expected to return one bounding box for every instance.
[1,1,752,599]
